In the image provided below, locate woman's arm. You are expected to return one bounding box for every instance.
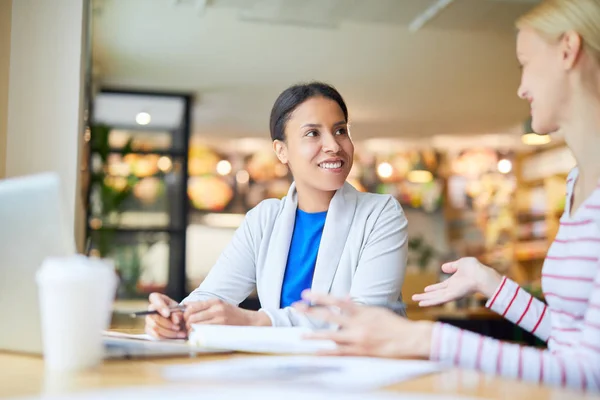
[184,211,257,304]
[484,276,551,342]
[348,196,408,312]
[433,264,600,391]
[412,258,550,341]
[182,203,271,326]
[298,284,600,392]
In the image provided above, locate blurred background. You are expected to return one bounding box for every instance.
[85,0,571,343]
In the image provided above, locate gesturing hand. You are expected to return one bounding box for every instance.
[294,291,433,359]
[411,257,502,307]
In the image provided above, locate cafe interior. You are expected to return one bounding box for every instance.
[87,0,571,335]
[0,0,589,398]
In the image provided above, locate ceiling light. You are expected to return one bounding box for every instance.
[497,159,512,174]
[376,162,393,179]
[216,160,232,176]
[135,112,151,126]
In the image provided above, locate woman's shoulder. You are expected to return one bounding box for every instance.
[244,197,284,225]
[351,185,402,211]
[348,184,405,222]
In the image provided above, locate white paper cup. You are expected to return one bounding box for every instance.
[36,255,118,372]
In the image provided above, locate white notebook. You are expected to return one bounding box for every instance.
[188,325,337,354]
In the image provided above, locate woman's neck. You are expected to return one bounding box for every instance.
[295,181,336,213]
[563,86,600,191]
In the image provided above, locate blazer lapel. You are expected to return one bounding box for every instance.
[259,182,298,309]
[311,182,357,294]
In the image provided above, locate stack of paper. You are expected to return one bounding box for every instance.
[188,325,337,354]
[162,356,446,391]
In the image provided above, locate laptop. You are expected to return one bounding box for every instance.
[0,172,227,358]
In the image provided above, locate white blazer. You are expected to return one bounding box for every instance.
[184,181,409,328]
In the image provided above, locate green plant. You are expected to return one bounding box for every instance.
[407,235,437,270]
[89,124,143,297]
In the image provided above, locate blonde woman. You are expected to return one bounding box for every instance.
[296,0,600,392]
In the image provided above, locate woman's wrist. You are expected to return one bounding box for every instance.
[413,321,435,358]
[247,309,272,326]
[477,265,503,299]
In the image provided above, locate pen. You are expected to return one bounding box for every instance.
[128,305,186,318]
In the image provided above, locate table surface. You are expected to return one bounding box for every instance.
[1,334,598,400]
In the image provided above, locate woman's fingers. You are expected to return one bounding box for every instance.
[423,281,448,293]
[300,290,356,314]
[302,306,347,326]
[412,289,444,301]
[412,287,456,307]
[148,292,177,318]
[441,261,459,274]
[185,310,216,329]
[416,298,447,307]
[147,313,181,331]
[171,311,183,325]
[183,299,220,320]
[146,316,186,339]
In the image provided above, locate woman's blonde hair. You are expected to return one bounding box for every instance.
[517,0,600,62]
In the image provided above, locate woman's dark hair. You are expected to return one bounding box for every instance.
[269,81,348,142]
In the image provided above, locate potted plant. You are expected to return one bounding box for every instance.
[89,124,143,298]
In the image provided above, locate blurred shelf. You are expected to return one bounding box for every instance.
[88,226,185,234]
[91,147,187,157]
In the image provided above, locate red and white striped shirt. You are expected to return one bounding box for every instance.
[430,167,600,392]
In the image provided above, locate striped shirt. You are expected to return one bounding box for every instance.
[430,167,600,392]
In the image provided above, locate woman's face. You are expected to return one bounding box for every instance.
[274,96,354,193]
[516,27,577,134]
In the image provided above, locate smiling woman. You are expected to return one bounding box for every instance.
[144,81,409,337]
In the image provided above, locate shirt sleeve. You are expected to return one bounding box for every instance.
[182,205,262,305]
[348,196,408,315]
[430,267,600,392]
[486,277,551,342]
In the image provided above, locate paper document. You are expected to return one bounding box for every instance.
[162,356,446,391]
[102,331,164,341]
[188,325,336,354]
[101,330,231,358]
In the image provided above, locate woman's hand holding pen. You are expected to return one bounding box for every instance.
[182,298,272,330]
[145,295,272,339]
[294,290,433,359]
[411,257,502,307]
[145,293,187,339]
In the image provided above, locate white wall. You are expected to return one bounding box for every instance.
[6,0,87,250]
[0,0,11,179]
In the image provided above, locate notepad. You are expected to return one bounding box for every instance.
[102,331,164,341]
[188,325,337,354]
[101,330,231,358]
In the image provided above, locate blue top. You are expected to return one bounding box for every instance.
[279,209,327,308]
